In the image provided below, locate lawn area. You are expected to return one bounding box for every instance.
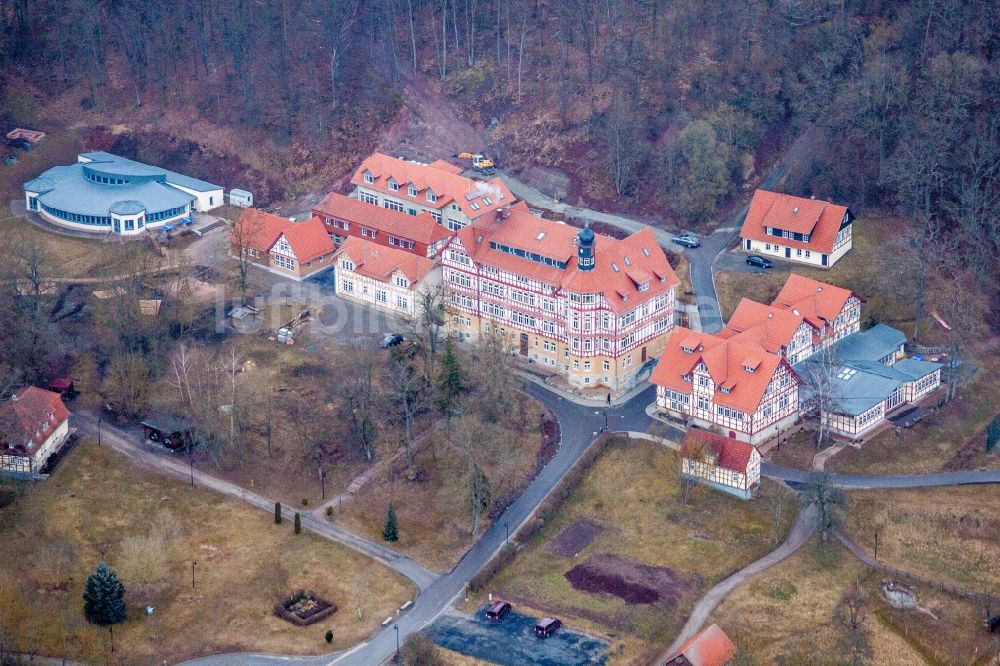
[0,439,415,664]
[828,351,1000,475]
[844,485,1000,592]
[470,438,797,664]
[715,215,913,329]
[334,395,548,573]
[710,539,999,665]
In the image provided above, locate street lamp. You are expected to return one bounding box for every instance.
[98,418,102,447]
[192,560,197,588]
[504,521,509,546]
[394,623,399,659]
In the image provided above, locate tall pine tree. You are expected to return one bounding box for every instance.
[382,502,399,542]
[83,563,127,626]
[437,335,465,445]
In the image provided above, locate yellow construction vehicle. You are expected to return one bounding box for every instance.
[455,152,497,176]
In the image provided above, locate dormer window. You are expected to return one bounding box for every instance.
[387,178,400,191]
[427,191,438,203]
[744,365,755,373]
[681,345,694,354]
[638,282,649,292]
[364,171,375,184]
[682,373,693,382]
[408,185,418,197]
[720,386,732,394]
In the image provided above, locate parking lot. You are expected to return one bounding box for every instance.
[425,607,608,666]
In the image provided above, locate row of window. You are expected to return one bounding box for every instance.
[388,236,415,250]
[41,203,111,226]
[274,255,295,271]
[85,171,131,185]
[148,206,187,222]
[488,241,567,269]
[767,227,811,243]
[365,173,440,203]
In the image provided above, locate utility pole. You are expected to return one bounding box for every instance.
[874,531,879,562]
[504,521,509,546]
[98,418,102,447]
[320,468,326,500]
[192,560,197,588]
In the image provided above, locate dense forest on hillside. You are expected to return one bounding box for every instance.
[2,0,999,286]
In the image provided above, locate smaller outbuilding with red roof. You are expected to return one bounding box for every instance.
[665,623,737,665]
[679,430,761,500]
[740,189,854,268]
[232,208,336,281]
[0,387,72,476]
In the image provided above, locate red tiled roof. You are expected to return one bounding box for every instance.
[681,430,756,474]
[233,208,288,254]
[0,387,70,457]
[454,203,679,314]
[234,210,334,263]
[669,623,737,666]
[279,216,335,264]
[772,274,860,328]
[719,298,812,354]
[313,192,452,247]
[650,327,790,415]
[335,237,436,286]
[740,189,850,254]
[351,153,514,220]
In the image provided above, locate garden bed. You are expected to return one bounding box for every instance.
[275,589,337,626]
[564,553,694,606]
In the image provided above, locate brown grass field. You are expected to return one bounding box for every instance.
[335,396,546,573]
[468,438,797,664]
[711,539,1000,665]
[844,485,1000,592]
[0,439,414,664]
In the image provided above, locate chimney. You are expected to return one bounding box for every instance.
[576,223,595,271]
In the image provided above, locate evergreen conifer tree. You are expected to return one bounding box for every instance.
[382,502,399,542]
[83,563,127,626]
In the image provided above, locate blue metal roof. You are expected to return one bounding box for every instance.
[30,163,193,217]
[109,200,147,215]
[795,354,941,417]
[78,151,221,192]
[834,324,907,363]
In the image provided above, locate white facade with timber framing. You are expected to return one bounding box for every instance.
[0,387,71,477]
[681,429,761,500]
[441,202,679,392]
[334,237,440,318]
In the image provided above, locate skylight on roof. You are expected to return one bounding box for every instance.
[483,197,492,205]
[471,201,480,210]
[536,231,546,240]
[611,262,620,272]
[837,367,857,380]
[623,256,631,266]
[642,247,650,256]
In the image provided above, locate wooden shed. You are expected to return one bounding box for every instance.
[140,415,194,450]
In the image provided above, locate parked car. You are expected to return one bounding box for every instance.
[746,255,773,268]
[534,617,562,638]
[672,233,700,248]
[485,600,511,622]
[379,333,404,349]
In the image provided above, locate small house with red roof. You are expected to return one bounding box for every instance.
[740,189,854,268]
[0,387,72,476]
[680,430,761,499]
[312,191,452,258]
[334,237,440,318]
[665,623,737,665]
[232,209,336,281]
[351,153,514,231]
[442,202,679,392]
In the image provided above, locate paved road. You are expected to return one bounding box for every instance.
[73,413,438,592]
[762,462,1000,489]
[656,504,820,662]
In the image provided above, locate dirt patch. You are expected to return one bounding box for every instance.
[545,519,604,557]
[564,553,694,606]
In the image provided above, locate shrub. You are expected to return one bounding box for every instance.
[401,634,444,666]
[275,502,282,524]
[326,506,334,518]
[325,629,334,644]
[382,502,399,542]
[302,498,309,506]
[294,512,302,535]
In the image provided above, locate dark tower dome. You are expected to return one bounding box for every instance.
[577,223,595,271]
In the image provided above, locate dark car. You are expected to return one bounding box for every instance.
[7,138,31,151]
[379,333,404,349]
[746,255,773,269]
[534,617,562,638]
[672,233,700,248]
[485,600,511,622]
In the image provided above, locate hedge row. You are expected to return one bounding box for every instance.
[469,432,625,594]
